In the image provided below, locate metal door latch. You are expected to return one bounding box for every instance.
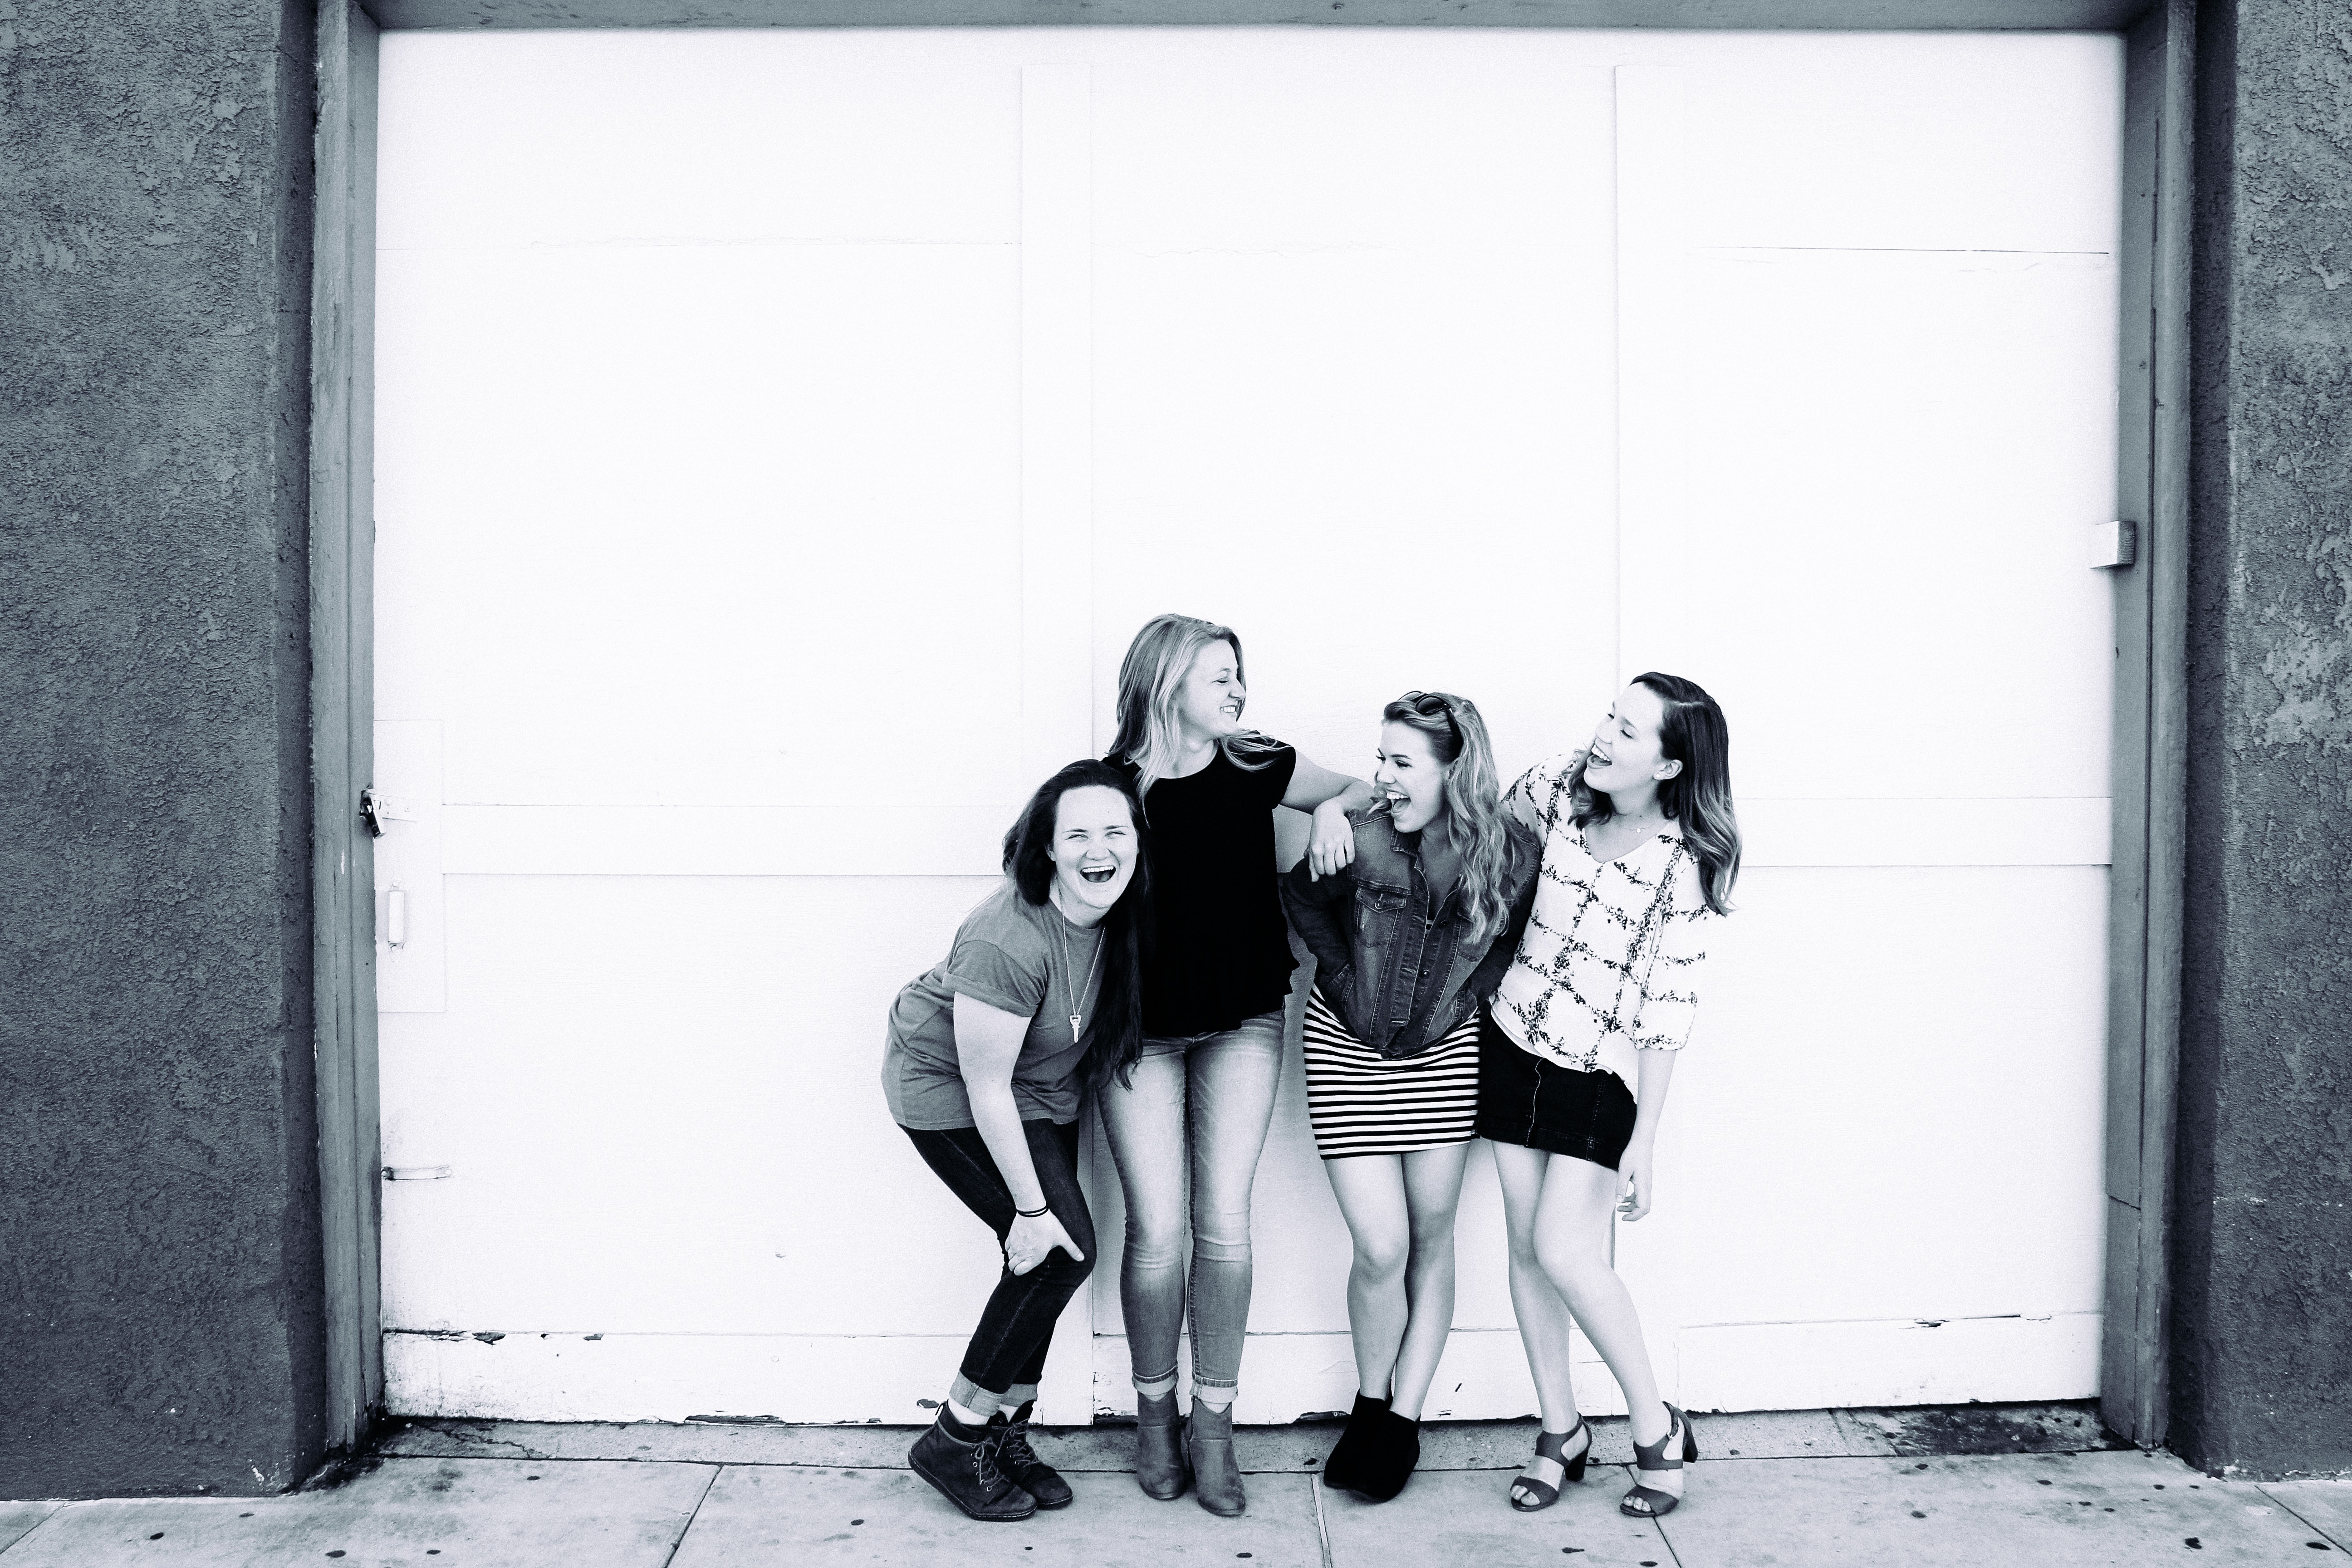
[360,787,417,838]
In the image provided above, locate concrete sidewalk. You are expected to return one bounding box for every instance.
[4,1405,2345,1567]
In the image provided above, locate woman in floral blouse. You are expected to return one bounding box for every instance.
[1477,672,1741,1522]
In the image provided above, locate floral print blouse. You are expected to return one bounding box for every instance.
[1489,753,1716,1095]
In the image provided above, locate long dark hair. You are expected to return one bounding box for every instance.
[1568,672,1742,916]
[1375,691,1517,946]
[1002,759,1153,1087]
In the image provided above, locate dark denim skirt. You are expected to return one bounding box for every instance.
[1473,1011,1638,1171]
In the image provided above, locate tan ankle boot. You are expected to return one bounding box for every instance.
[1133,1390,1191,1500]
[1186,1396,1245,1517]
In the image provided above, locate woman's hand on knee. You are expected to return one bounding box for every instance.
[1616,1143,1656,1222]
[1005,1210,1087,1275]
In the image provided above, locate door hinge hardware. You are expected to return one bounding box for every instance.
[382,1165,453,1181]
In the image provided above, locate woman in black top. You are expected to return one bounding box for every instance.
[1098,613,1371,1518]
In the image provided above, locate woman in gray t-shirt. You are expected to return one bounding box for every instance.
[882,760,1150,1524]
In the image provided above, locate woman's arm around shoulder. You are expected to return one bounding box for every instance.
[1501,751,1582,841]
[1281,752,1376,881]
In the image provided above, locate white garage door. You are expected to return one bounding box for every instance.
[371,26,2121,1425]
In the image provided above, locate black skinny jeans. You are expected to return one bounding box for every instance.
[902,1117,1096,1402]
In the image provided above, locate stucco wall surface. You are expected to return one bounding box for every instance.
[2177,0,2352,1482]
[0,0,326,1499]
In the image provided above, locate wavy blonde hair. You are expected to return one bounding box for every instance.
[1106,614,1288,797]
[1374,691,1517,946]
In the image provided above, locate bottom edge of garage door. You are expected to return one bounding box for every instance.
[385,1315,2097,1426]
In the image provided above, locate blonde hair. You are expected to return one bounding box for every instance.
[1376,691,1516,946]
[1106,614,1288,797]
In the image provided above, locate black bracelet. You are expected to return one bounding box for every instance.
[1014,1202,1049,1218]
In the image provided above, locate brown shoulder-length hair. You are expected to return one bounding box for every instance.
[1568,672,1741,916]
[1002,758,1154,1087]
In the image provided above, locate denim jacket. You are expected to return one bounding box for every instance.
[1281,808,1543,1059]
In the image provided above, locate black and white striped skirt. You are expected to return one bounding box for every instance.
[1301,988,1482,1160]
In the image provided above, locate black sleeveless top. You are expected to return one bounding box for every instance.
[1119,743,1299,1037]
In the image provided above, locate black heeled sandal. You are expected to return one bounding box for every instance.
[1508,1416,1590,1512]
[1618,1403,1698,1519]
[1319,1391,1390,1494]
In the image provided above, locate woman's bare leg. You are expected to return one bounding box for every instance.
[1529,1152,1675,1495]
[1323,1154,1411,1401]
[1388,1142,1470,1420]
[1490,1142,1594,1505]
[1491,1142,1581,1429]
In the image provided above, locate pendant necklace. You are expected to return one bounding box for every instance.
[1052,893,1107,1044]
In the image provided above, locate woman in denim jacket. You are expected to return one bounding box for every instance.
[1280,691,1541,1503]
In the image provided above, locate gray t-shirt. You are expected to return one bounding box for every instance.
[881,880,1107,1131]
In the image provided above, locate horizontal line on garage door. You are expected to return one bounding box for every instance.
[380,1316,2098,1425]
[436,797,2111,875]
[1679,1313,2100,1411]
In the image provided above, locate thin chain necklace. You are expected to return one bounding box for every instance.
[1592,804,1667,861]
[1049,889,1107,1045]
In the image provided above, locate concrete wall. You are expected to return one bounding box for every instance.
[2175,0,2352,1483]
[0,0,326,1499]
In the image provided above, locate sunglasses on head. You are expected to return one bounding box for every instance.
[1399,691,1460,736]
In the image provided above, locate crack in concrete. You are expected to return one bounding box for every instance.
[657,1465,723,1568]
[404,1422,544,1460]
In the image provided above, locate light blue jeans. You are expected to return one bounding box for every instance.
[1096,1010,1287,1397]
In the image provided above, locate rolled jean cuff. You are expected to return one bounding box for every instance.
[1191,1374,1237,1392]
[948,1372,1005,1415]
[1002,1383,1039,1410]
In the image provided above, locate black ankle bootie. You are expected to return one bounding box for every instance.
[991,1401,1073,1510]
[1348,1406,1422,1504]
[908,1409,1036,1522]
[1319,1392,1390,1493]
